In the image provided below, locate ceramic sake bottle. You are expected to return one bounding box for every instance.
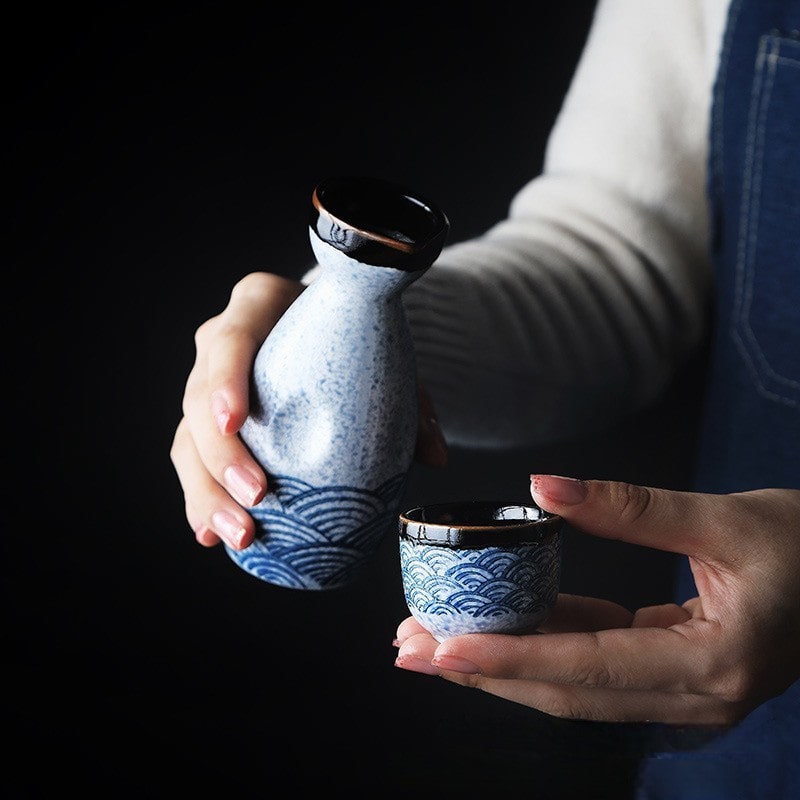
[226,175,449,590]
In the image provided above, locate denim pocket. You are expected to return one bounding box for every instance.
[732,33,800,408]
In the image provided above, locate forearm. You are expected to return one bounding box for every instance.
[405,179,708,447]
[402,0,726,448]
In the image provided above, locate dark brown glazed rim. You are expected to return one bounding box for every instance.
[310,175,449,271]
[399,500,562,548]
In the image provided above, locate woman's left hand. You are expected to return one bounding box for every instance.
[394,475,800,725]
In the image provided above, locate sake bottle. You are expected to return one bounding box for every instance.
[227,175,449,589]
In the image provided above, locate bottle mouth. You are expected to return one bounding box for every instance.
[399,500,562,548]
[310,175,449,271]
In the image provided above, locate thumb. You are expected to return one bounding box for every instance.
[530,474,717,559]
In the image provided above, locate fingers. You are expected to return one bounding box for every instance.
[394,626,442,676]
[202,272,305,435]
[174,342,265,545]
[170,272,304,547]
[630,603,692,629]
[395,615,430,644]
[395,612,726,696]
[181,326,267,508]
[171,418,257,550]
[537,594,635,633]
[393,621,747,724]
[441,678,736,725]
[394,487,800,725]
[392,620,738,724]
[530,474,731,561]
[392,599,633,644]
[433,626,712,693]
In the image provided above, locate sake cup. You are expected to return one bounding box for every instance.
[398,500,562,642]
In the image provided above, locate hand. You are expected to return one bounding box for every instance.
[394,475,800,725]
[170,272,303,550]
[170,271,447,551]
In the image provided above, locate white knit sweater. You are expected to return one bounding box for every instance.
[307,0,731,449]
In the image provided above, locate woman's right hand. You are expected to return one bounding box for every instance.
[170,271,448,551]
[170,272,305,550]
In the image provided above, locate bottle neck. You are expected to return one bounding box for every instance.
[309,233,428,298]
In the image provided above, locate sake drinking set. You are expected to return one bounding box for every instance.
[222,174,562,637]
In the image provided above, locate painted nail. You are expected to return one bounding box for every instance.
[394,655,440,676]
[212,510,248,549]
[431,655,481,674]
[531,474,588,506]
[224,465,261,506]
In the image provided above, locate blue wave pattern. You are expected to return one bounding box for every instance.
[227,473,407,590]
[399,537,561,641]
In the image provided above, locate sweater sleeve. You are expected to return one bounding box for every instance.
[303,0,729,449]
[402,0,730,448]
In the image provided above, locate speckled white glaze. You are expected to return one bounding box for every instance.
[399,501,562,641]
[399,534,561,642]
[226,233,427,590]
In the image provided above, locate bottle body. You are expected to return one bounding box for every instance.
[228,235,423,589]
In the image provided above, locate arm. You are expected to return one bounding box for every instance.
[395,476,800,724]
[170,0,728,543]
[170,273,447,549]
[170,273,305,549]
[398,0,728,448]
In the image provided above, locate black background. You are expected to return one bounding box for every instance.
[9,2,708,796]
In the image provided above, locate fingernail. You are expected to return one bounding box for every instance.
[211,391,231,434]
[394,655,440,676]
[431,655,481,674]
[531,474,588,505]
[212,510,248,549]
[224,465,262,506]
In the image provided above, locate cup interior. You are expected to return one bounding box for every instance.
[399,500,561,548]
[310,175,450,271]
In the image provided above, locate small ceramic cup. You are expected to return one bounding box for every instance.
[399,500,563,642]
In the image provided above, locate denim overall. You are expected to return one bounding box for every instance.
[639,0,800,795]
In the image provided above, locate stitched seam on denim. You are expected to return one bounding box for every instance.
[739,37,779,378]
[731,35,768,389]
[710,0,746,209]
[732,35,800,409]
[776,30,800,66]
[744,37,800,393]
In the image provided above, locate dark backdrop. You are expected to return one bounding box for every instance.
[9,3,708,796]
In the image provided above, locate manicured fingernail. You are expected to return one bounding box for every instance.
[212,510,248,548]
[394,655,439,675]
[431,655,481,674]
[224,465,261,506]
[530,474,588,506]
[211,391,231,434]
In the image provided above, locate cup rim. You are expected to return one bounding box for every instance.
[310,175,449,272]
[399,500,562,548]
